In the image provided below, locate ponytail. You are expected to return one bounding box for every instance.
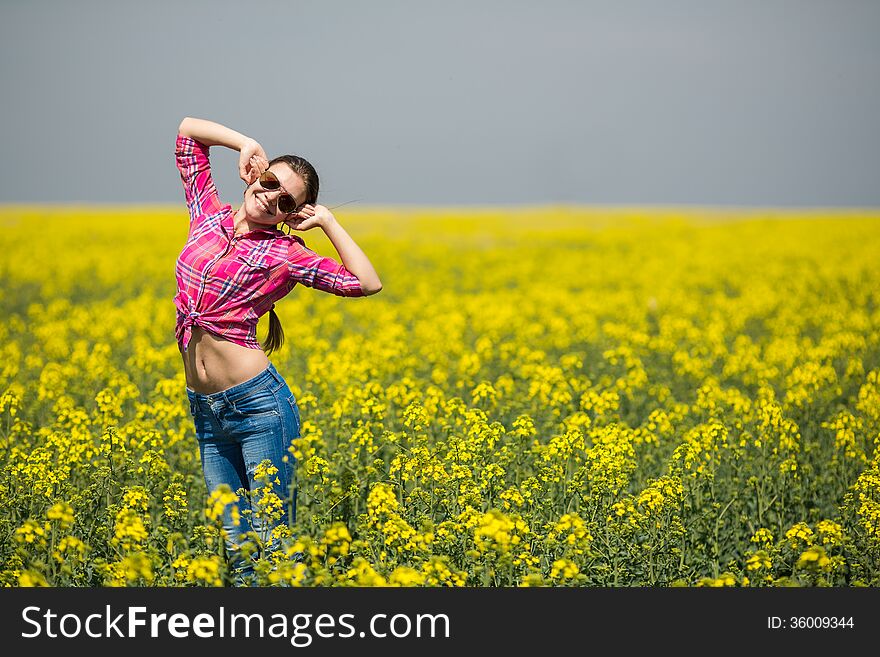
[261,155,317,357]
[263,305,284,355]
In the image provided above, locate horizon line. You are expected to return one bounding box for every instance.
[1,201,879,214]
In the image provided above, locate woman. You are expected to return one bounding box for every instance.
[174,117,382,585]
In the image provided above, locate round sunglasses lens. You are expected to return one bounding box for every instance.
[278,196,296,213]
[259,172,280,189]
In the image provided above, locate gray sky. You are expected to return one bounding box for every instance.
[1,0,878,207]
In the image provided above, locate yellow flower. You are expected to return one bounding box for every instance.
[696,572,737,587]
[402,402,428,432]
[187,555,224,586]
[163,481,189,521]
[53,536,87,564]
[519,573,545,587]
[545,513,592,555]
[746,551,772,571]
[785,522,814,549]
[346,558,387,586]
[19,570,48,587]
[471,381,498,407]
[321,522,353,561]
[120,553,155,584]
[122,486,150,512]
[15,520,50,546]
[46,502,75,528]
[112,509,149,549]
[499,486,525,510]
[171,555,191,583]
[205,485,240,524]
[796,547,832,572]
[421,557,467,587]
[549,559,580,582]
[389,566,426,587]
[474,510,530,556]
[750,528,774,546]
[367,483,399,517]
[0,388,22,416]
[253,460,280,487]
[512,414,536,439]
[268,561,307,587]
[815,520,845,547]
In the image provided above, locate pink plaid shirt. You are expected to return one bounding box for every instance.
[174,134,364,354]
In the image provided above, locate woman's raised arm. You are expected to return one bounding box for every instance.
[178,117,252,150]
[287,205,383,295]
[179,117,268,184]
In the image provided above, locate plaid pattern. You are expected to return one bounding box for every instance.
[174,135,364,353]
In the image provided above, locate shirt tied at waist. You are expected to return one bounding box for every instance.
[176,300,206,353]
[173,292,261,353]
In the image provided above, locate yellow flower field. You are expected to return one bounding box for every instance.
[1,205,878,587]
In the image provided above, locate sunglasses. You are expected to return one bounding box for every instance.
[257,170,300,214]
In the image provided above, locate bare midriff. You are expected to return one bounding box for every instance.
[182,325,270,394]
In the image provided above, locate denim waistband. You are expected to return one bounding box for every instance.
[185,362,284,405]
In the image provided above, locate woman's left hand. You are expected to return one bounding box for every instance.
[283,204,335,232]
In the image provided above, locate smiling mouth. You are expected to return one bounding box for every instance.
[256,197,272,214]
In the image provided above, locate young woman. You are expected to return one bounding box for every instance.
[174,117,381,585]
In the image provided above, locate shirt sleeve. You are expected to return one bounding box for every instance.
[175,134,223,227]
[287,237,365,297]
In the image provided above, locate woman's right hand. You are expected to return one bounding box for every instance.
[239,138,269,185]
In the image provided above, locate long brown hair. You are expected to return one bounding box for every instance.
[262,155,320,356]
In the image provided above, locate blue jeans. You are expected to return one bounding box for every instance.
[186,362,301,585]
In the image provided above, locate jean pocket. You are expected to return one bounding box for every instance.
[188,398,198,418]
[232,386,280,418]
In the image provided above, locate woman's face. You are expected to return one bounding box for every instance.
[244,163,307,225]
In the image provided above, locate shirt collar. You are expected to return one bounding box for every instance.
[222,209,283,239]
